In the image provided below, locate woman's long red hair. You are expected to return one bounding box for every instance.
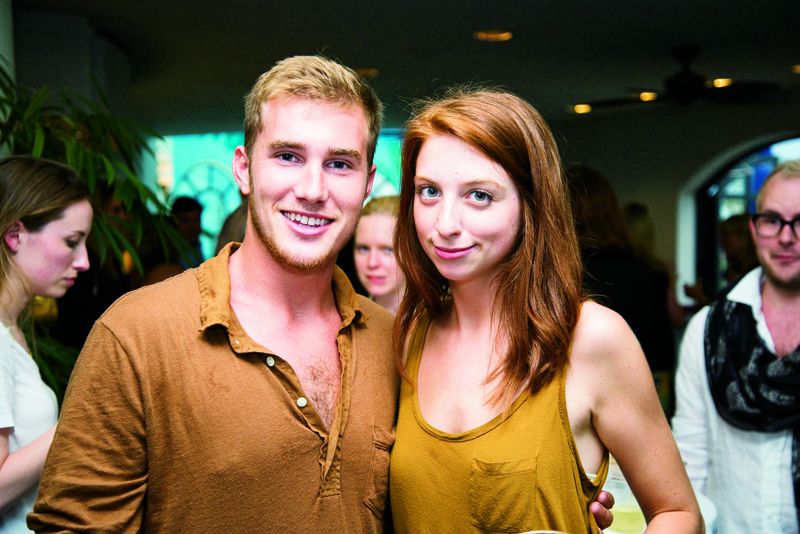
[393,89,584,404]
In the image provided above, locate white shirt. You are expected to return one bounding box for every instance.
[672,268,797,534]
[0,325,58,533]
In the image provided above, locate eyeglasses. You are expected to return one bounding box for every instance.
[751,213,800,238]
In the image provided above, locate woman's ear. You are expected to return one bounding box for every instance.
[4,221,25,253]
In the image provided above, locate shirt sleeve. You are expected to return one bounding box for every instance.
[671,306,711,493]
[27,321,147,533]
[0,329,17,430]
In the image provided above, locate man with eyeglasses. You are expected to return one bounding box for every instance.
[672,159,800,533]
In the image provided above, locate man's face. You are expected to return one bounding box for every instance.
[750,173,800,291]
[233,97,375,271]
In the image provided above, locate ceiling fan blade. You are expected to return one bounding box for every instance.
[702,80,779,103]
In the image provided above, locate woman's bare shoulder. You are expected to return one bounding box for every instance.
[571,301,640,366]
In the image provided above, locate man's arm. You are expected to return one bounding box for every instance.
[671,308,711,492]
[28,322,148,533]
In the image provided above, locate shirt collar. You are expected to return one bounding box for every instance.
[197,242,367,334]
[726,266,764,322]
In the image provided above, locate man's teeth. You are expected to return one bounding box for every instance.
[286,212,329,227]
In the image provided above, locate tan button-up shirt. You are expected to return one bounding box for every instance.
[29,245,398,533]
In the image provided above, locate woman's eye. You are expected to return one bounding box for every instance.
[417,185,439,199]
[65,240,79,249]
[469,190,493,203]
[381,247,394,256]
[355,245,369,254]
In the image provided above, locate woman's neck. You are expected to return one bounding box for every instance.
[447,278,499,337]
[373,287,404,315]
[0,277,31,328]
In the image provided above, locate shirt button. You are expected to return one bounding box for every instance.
[266,356,275,367]
[296,397,308,408]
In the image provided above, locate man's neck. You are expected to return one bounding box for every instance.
[760,279,800,357]
[761,279,800,312]
[229,239,337,319]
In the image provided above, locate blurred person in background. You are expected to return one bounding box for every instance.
[683,213,759,307]
[568,165,676,413]
[623,201,686,328]
[0,156,92,532]
[353,195,404,313]
[170,196,204,268]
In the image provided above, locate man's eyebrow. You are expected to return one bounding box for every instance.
[329,148,363,161]
[268,140,304,151]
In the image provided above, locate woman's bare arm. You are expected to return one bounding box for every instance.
[0,425,56,512]
[570,302,702,533]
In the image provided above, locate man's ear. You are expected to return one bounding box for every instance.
[364,163,376,198]
[4,221,25,253]
[232,146,252,196]
[748,217,759,243]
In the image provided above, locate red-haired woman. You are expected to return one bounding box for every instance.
[389,90,701,533]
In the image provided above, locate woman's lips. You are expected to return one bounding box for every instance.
[434,245,474,260]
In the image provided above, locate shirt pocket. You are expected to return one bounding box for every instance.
[469,455,538,532]
[363,424,395,518]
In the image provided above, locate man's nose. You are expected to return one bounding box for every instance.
[295,166,328,203]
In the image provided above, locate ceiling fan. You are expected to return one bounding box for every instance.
[573,45,779,112]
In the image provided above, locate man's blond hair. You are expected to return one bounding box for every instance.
[757,159,800,209]
[243,56,383,165]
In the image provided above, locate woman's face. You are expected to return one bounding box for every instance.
[354,213,404,299]
[11,199,93,298]
[413,134,521,286]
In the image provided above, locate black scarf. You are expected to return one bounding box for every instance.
[705,297,800,524]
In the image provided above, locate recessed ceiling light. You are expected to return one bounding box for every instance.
[572,104,592,114]
[355,67,379,79]
[639,92,658,102]
[473,29,513,42]
[792,64,800,74]
[711,78,733,88]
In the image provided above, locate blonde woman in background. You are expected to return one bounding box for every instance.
[353,195,405,313]
[0,156,92,532]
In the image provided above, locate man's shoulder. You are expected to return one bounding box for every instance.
[352,296,395,352]
[356,296,394,328]
[98,269,200,328]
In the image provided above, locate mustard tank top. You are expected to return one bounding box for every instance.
[389,313,609,533]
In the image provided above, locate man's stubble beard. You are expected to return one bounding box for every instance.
[248,192,361,273]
